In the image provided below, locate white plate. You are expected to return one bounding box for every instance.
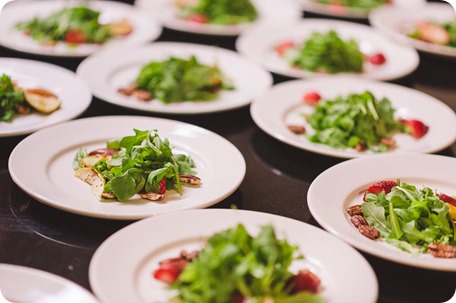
[236,19,419,81]
[250,77,456,158]
[134,0,301,36]
[0,0,162,57]
[89,209,378,303]
[8,116,246,220]
[77,42,272,114]
[0,58,91,137]
[308,154,456,271]
[0,264,98,303]
[370,2,456,58]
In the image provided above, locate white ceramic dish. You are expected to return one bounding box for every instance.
[236,19,419,81]
[0,0,162,57]
[250,77,456,158]
[134,0,301,36]
[308,153,456,271]
[89,209,378,303]
[77,42,272,114]
[8,116,246,220]
[0,58,91,137]
[370,2,456,58]
[0,264,98,303]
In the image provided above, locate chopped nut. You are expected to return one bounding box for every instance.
[179,174,201,185]
[287,125,306,135]
[347,204,363,216]
[140,192,165,201]
[117,83,137,96]
[350,215,368,228]
[381,138,396,149]
[180,250,199,261]
[131,90,152,101]
[358,225,380,240]
[428,243,456,258]
[16,104,31,115]
[355,141,367,152]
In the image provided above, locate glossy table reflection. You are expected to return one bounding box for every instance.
[1,1,455,302]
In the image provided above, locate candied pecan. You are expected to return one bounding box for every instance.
[287,125,306,135]
[350,215,368,228]
[381,138,396,149]
[140,192,165,201]
[180,250,199,261]
[347,204,363,216]
[179,174,201,185]
[117,83,137,96]
[16,104,31,114]
[131,90,152,101]
[355,141,367,152]
[358,225,380,240]
[428,243,456,258]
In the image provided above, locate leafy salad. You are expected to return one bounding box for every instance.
[313,0,388,9]
[0,73,61,122]
[347,180,456,258]
[153,224,323,303]
[73,129,200,202]
[275,30,387,74]
[16,6,133,45]
[287,91,429,153]
[409,20,456,48]
[177,0,258,25]
[118,55,234,103]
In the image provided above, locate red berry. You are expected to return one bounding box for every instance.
[187,13,208,24]
[303,91,321,106]
[292,270,321,294]
[88,148,119,156]
[159,178,166,195]
[368,53,386,65]
[364,180,397,201]
[401,119,429,139]
[438,193,456,207]
[276,40,295,56]
[65,29,86,44]
[153,258,187,284]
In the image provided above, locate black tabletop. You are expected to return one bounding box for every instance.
[1,1,455,302]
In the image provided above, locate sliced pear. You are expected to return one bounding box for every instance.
[24,88,61,114]
[80,155,107,168]
[75,168,105,200]
[140,192,165,201]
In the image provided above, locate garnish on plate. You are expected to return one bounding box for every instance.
[0,74,61,122]
[409,20,456,48]
[275,30,387,74]
[347,180,456,258]
[117,55,234,103]
[153,224,324,303]
[73,129,200,202]
[16,6,133,46]
[287,90,429,153]
[313,0,389,9]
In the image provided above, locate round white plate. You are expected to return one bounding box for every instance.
[0,58,91,137]
[0,0,162,57]
[0,264,98,303]
[250,77,456,158]
[370,2,456,58]
[236,19,419,81]
[308,154,456,271]
[77,42,272,114]
[134,0,301,36]
[89,209,378,303]
[8,116,246,220]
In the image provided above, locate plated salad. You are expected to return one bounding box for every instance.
[409,20,456,48]
[313,0,388,9]
[176,0,258,25]
[16,6,133,46]
[275,30,386,74]
[0,73,61,122]
[153,224,323,303]
[347,180,456,258]
[73,129,200,202]
[287,90,429,153]
[118,55,234,103]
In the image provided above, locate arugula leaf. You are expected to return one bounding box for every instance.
[315,0,386,8]
[72,147,87,170]
[362,202,391,237]
[0,74,28,122]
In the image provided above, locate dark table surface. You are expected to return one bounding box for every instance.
[1,2,456,302]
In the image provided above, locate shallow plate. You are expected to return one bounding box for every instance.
[134,0,301,36]
[250,77,456,158]
[370,2,456,58]
[89,209,378,303]
[308,154,456,271]
[0,0,162,57]
[9,116,246,220]
[236,19,419,81]
[0,58,91,137]
[77,42,272,114]
[0,264,98,303]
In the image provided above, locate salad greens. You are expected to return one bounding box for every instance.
[363,181,455,254]
[132,55,234,103]
[16,6,112,44]
[73,129,197,202]
[285,30,364,74]
[0,74,27,122]
[409,20,456,48]
[171,224,323,303]
[314,0,387,9]
[179,0,258,25]
[307,91,404,152]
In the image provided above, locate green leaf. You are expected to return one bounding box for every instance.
[72,148,86,170]
[362,202,391,237]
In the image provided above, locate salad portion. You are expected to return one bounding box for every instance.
[175,0,258,25]
[347,180,456,258]
[313,0,388,9]
[118,55,234,103]
[73,129,200,202]
[16,6,133,46]
[409,20,456,48]
[0,73,61,122]
[275,30,386,74]
[153,224,323,303]
[287,90,429,153]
